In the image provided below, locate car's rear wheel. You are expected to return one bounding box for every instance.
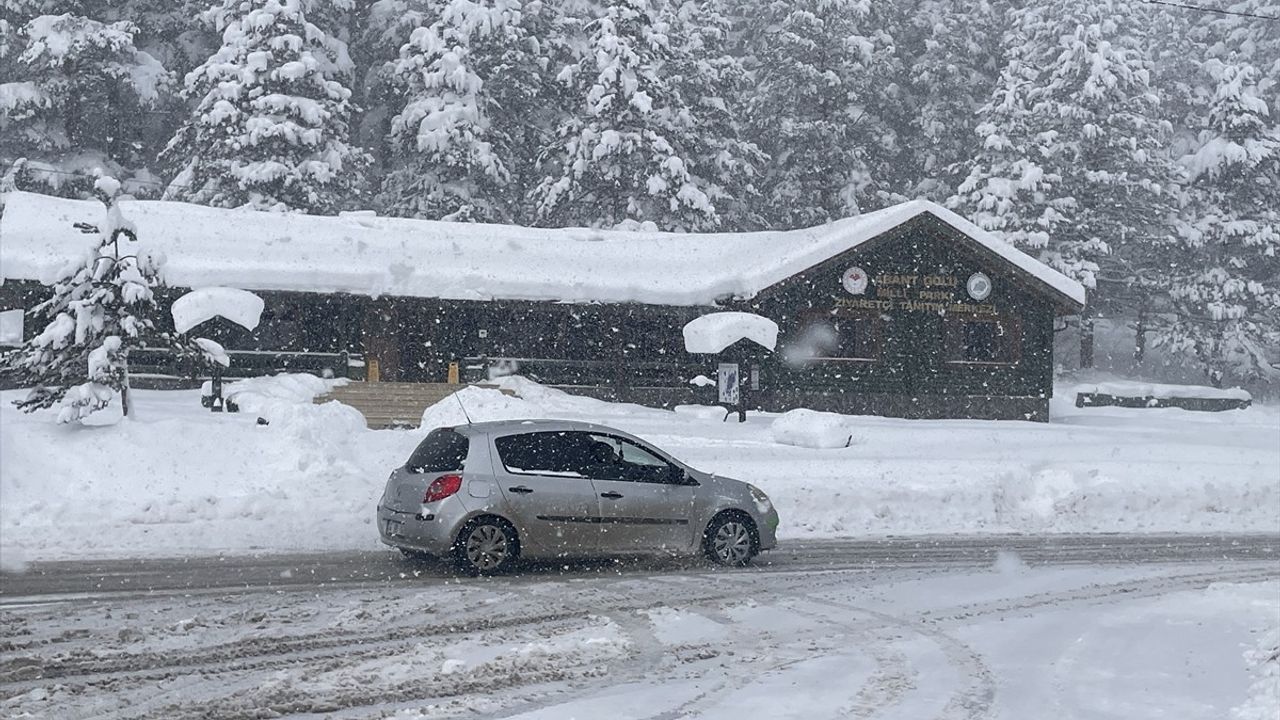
[454,517,519,575]
[704,512,758,567]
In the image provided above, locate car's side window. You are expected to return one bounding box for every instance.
[493,431,594,480]
[580,433,682,484]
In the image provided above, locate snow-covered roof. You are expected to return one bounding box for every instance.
[0,191,1086,309]
[683,312,779,354]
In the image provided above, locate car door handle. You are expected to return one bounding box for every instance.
[508,486,535,494]
[600,492,624,499]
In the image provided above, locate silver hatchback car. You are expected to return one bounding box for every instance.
[377,419,779,574]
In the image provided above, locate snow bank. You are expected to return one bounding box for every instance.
[673,404,729,420]
[683,312,778,354]
[770,409,858,449]
[1076,380,1252,402]
[222,372,337,411]
[1232,628,1280,720]
[1,376,1276,562]
[171,286,265,334]
[419,385,543,431]
[0,374,403,560]
[0,191,1085,308]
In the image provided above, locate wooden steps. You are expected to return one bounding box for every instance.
[315,381,511,429]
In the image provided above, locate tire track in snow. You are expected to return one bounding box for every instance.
[913,565,1280,626]
[788,564,1280,720]
[620,572,917,720]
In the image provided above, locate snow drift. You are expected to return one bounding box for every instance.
[1,375,1276,562]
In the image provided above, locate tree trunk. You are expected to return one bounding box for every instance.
[1133,305,1146,366]
[1079,309,1094,369]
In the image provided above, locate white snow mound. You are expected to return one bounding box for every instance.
[171,287,265,334]
[419,386,543,431]
[683,312,779,354]
[770,409,858,449]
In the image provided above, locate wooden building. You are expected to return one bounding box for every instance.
[0,192,1085,421]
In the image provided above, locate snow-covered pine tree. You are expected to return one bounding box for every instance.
[0,11,172,197]
[0,177,162,421]
[663,0,764,230]
[743,0,900,228]
[905,0,1006,201]
[949,0,1180,307]
[531,0,717,231]
[1195,1,1280,102]
[1157,59,1280,385]
[379,0,551,222]
[162,0,370,213]
[351,0,441,165]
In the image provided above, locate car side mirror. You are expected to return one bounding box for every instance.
[670,467,697,485]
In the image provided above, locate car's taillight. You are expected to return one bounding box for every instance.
[423,474,463,503]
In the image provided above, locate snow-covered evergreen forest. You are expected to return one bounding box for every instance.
[1,0,1277,386]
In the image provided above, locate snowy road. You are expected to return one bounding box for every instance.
[2,535,1277,719]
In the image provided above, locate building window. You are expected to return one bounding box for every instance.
[789,311,882,362]
[945,315,1020,364]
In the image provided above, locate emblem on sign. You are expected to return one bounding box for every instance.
[966,272,992,301]
[842,266,869,295]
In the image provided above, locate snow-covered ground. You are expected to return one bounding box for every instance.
[1,374,1276,565]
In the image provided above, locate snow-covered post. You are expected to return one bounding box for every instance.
[170,287,264,411]
[682,312,778,423]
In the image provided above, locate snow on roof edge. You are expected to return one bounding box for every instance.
[0,191,1086,310]
[915,201,1087,308]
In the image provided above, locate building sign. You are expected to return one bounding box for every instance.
[966,272,992,301]
[841,266,869,295]
[833,272,997,315]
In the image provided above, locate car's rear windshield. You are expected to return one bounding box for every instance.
[404,428,469,473]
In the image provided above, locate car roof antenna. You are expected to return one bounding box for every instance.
[453,390,474,425]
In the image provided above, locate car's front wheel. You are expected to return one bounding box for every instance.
[704,513,758,567]
[454,517,520,575]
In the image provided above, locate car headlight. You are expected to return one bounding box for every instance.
[748,484,772,513]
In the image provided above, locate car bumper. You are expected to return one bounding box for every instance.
[376,504,459,556]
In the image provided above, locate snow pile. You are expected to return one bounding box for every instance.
[192,337,230,367]
[683,312,779,354]
[171,287,264,334]
[1232,628,1280,720]
[673,404,729,420]
[419,386,543,431]
[1,375,1277,562]
[770,409,858,449]
[0,374,404,560]
[222,373,338,413]
[224,374,363,440]
[1076,380,1251,402]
